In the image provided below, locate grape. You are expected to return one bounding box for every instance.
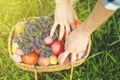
[35,36,40,42]
[24,31,29,36]
[33,45,38,50]
[29,21,35,25]
[37,24,42,29]
[29,36,34,42]
[53,35,57,40]
[28,42,33,49]
[45,51,51,56]
[21,32,26,37]
[23,39,29,44]
[41,22,46,28]
[39,39,45,44]
[35,41,40,47]
[31,24,37,30]
[35,18,40,22]
[29,27,33,33]
[18,43,24,49]
[40,16,44,21]
[12,37,20,43]
[39,48,45,56]
[46,46,50,51]
[48,14,54,19]
[44,18,49,23]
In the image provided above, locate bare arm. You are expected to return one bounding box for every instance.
[58,0,117,64]
[78,0,115,34]
[50,0,76,40]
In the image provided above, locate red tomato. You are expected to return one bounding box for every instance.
[22,53,38,65]
[50,40,64,55]
[74,20,81,29]
[33,50,41,55]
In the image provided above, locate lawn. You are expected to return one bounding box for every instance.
[0,0,120,80]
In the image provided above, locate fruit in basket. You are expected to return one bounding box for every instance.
[38,56,49,66]
[49,55,58,65]
[50,40,64,55]
[75,20,81,28]
[12,54,22,63]
[16,48,25,56]
[33,49,41,55]
[12,14,64,59]
[22,52,38,65]
[12,43,19,54]
[14,22,25,37]
[44,36,53,44]
[12,15,57,55]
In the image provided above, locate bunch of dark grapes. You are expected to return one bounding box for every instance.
[13,14,59,56]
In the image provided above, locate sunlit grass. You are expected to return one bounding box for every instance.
[0,0,120,80]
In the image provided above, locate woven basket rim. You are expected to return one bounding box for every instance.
[8,17,91,72]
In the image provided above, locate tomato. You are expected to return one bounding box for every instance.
[33,50,41,55]
[50,40,64,55]
[22,52,38,65]
[74,20,81,29]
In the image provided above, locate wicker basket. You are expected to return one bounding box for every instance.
[8,17,91,80]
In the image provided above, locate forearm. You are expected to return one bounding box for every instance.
[80,0,115,34]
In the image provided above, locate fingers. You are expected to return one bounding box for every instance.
[65,23,71,38]
[50,23,57,37]
[71,52,77,63]
[58,51,69,65]
[78,47,87,59]
[70,21,75,30]
[59,24,65,41]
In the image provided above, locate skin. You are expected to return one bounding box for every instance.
[51,0,115,64]
[50,0,77,40]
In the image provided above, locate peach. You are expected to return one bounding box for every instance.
[38,56,49,66]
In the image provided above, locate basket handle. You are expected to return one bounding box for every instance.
[34,65,74,80]
[34,69,38,80]
[70,64,74,80]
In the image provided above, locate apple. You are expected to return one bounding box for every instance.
[44,36,53,44]
[49,55,58,65]
[16,48,24,56]
[50,40,64,55]
[12,43,19,54]
[38,56,49,66]
[12,54,22,63]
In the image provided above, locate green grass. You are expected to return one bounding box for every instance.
[0,0,120,80]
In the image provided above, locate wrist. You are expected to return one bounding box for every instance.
[76,21,93,36]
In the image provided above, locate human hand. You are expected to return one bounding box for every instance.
[50,0,77,40]
[58,23,91,64]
